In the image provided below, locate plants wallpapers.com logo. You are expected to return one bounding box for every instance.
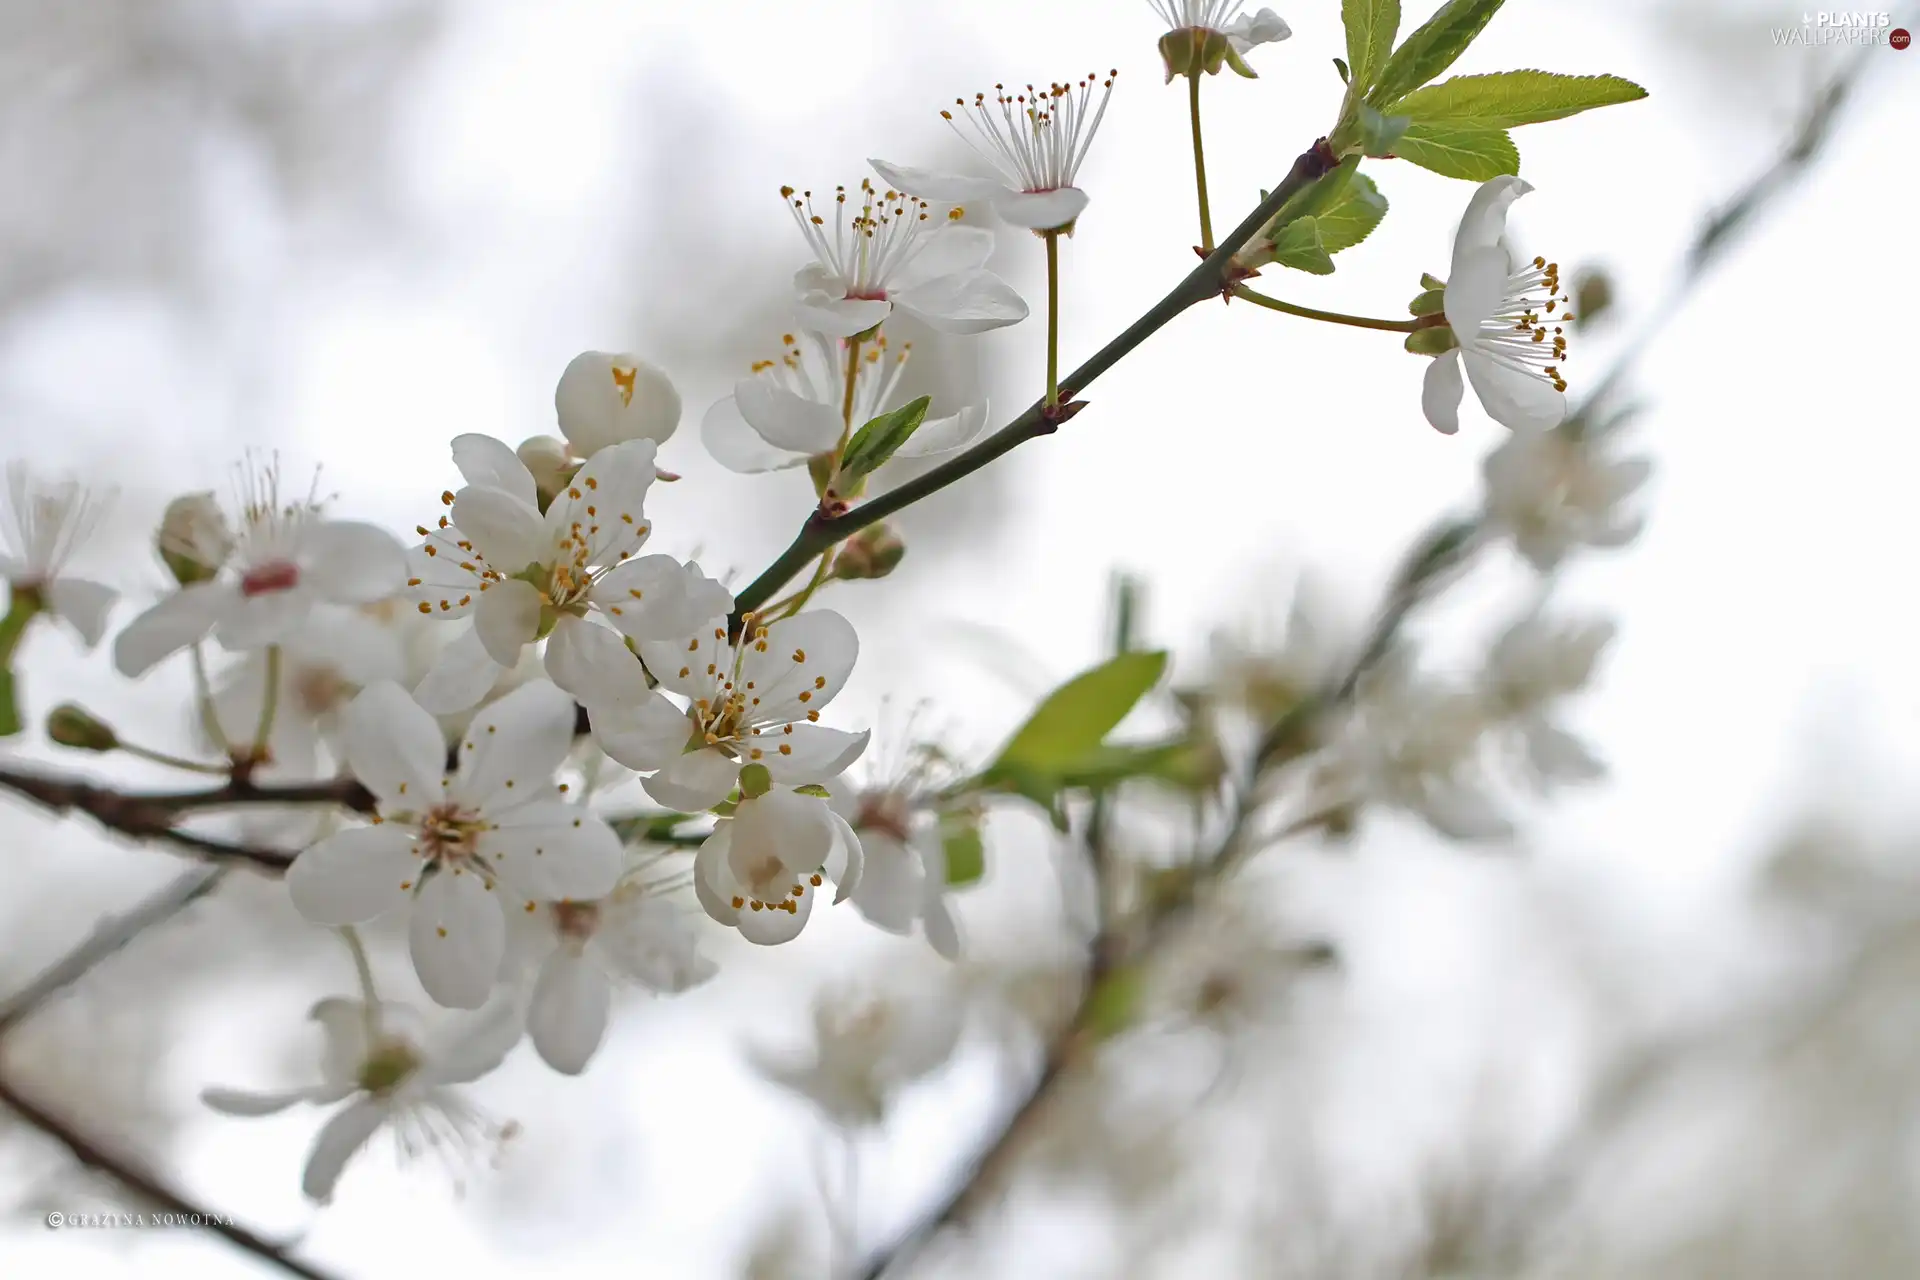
[1771,11,1910,44]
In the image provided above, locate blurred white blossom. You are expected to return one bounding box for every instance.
[0,460,117,647]
[1481,424,1652,571]
[749,983,964,1128]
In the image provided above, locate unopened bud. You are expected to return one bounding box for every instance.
[554,351,680,457]
[830,525,906,581]
[517,435,575,509]
[738,763,773,800]
[1571,267,1613,329]
[47,703,118,752]
[156,492,231,586]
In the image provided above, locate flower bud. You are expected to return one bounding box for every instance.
[830,525,907,582]
[1571,267,1613,329]
[156,492,232,586]
[47,702,118,752]
[554,352,680,458]
[516,435,576,509]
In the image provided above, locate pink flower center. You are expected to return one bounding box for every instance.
[240,559,301,597]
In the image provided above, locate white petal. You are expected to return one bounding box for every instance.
[480,801,623,901]
[543,439,658,570]
[1463,351,1567,432]
[112,583,229,677]
[733,377,844,455]
[409,869,506,1009]
[760,725,870,785]
[451,678,577,810]
[794,290,894,340]
[302,522,408,605]
[302,1098,389,1203]
[590,556,732,644]
[527,948,610,1075]
[1421,350,1466,436]
[43,577,116,648]
[701,394,808,474]
[1227,7,1292,50]
[424,997,526,1084]
[544,615,647,705]
[731,788,834,878]
[1451,176,1534,266]
[637,618,728,701]
[994,187,1090,232]
[849,832,922,933]
[822,806,863,903]
[693,825,741,924]
[739,610,858,723]
[867,159,1006,207]
[595,897,715,993]
[890,225,996,288]
[587,690,694,773]
[472,578,540,668]
[412,624,505,715]
[922,896,962,960]
[287,823,422,925]
[451,434,538,509]
[892,401,989,458]
[311,997,374,1087]
[641,747,740,812]
[450,486,547,575]
[736,886,814,945]
[342,680,448,810]
[201,1085,319,1116]
[404,530,489,619]
[892,269,1029,335]
[555,352,681,456]
[1443,246,1510,336]
[215,589,311,651]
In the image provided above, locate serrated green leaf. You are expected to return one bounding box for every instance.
[1391,122,1519,180]
[837,395,932,483]
[987,650,1168,777]
[1359,103,1412,157]
[1315,172,1388,254]
[1269,218,1336,274]
[1368,0,1507,107]
[940,816,985,886]
[1386,70,1648,129]
[1342,0,1401,95]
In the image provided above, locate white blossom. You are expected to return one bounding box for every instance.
[748,983,964,1128]
[519,873,716,1075]
[114,458,406,677]
[830,779,963,961]
[870,71,1117,234]
[702,331,988,475]
[553,351,680,458]
[404,432,729,714]
[201,997,520,1203]
[286,679,623,1009]
[782,178,1027,339]
[691,787,864,946]
[0,461,117,648]
[1480,610,1615,786]
[1481,424,1652,571]
[1422,177,1573,435]
[1149,2,1293,73]
[588,609,869,810]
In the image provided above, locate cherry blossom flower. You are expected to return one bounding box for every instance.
[1480,610,1616,786]
[870,71,1117,234]
[0,461,117,648]
[519,871,716,1075]
[782,178,1027,339]
[1148,1,1292,79]
[748,982,964,1127]
[286,679,623,1009]
[691,787,864,946]
[587,609,869,812]
[114,458,406,677]
[827,736,965,959]
[553,351,681,458]
[404,432,729,713]
[201,997,521,1203]
[702,331,988,475]
[1481,423,1652,571]
[1422,177,1574,435]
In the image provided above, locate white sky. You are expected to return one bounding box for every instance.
[3,0,1918,1276]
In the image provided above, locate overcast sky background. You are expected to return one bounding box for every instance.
[3,0,1917,1276]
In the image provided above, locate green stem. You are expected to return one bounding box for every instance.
[1189,74,1214,252]
[0,590,42,737]
[250,644,282,763]
[1044,231,1061,408]
[774,551,836,621]
[729,143,1335,627]
[120,743,231,776]
[190,642,230,757]
[1230,285,1421,332]
[339,925,382,1038]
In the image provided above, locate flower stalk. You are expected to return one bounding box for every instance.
[1230,285,1422,332]
[1189,74,1214,251]
[1044,230,1063,407]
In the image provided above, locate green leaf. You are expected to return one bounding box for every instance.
[1342,0,1401,95]
[1358,104,1412,157]
[1332,56,1350,85]
[1054,738,1211,791]
[837,395,932,484]
[1367,0,1507,107]
[1391,123,1519,181]
[940,815,986,886]
[1385,70,1648,129]
[1315,172,1388,254]
[1268,218,1336,275]
[986,650,1168,777]
[793,783,832,799]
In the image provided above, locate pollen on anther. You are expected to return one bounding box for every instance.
[732,896,746,909]
[401,880,413,890]
[437,926,448,938]
[407,577,422,587]
[568,487,583,499]
[798,691,812,703]
[585,476,599,490]
[418,602,432,614]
